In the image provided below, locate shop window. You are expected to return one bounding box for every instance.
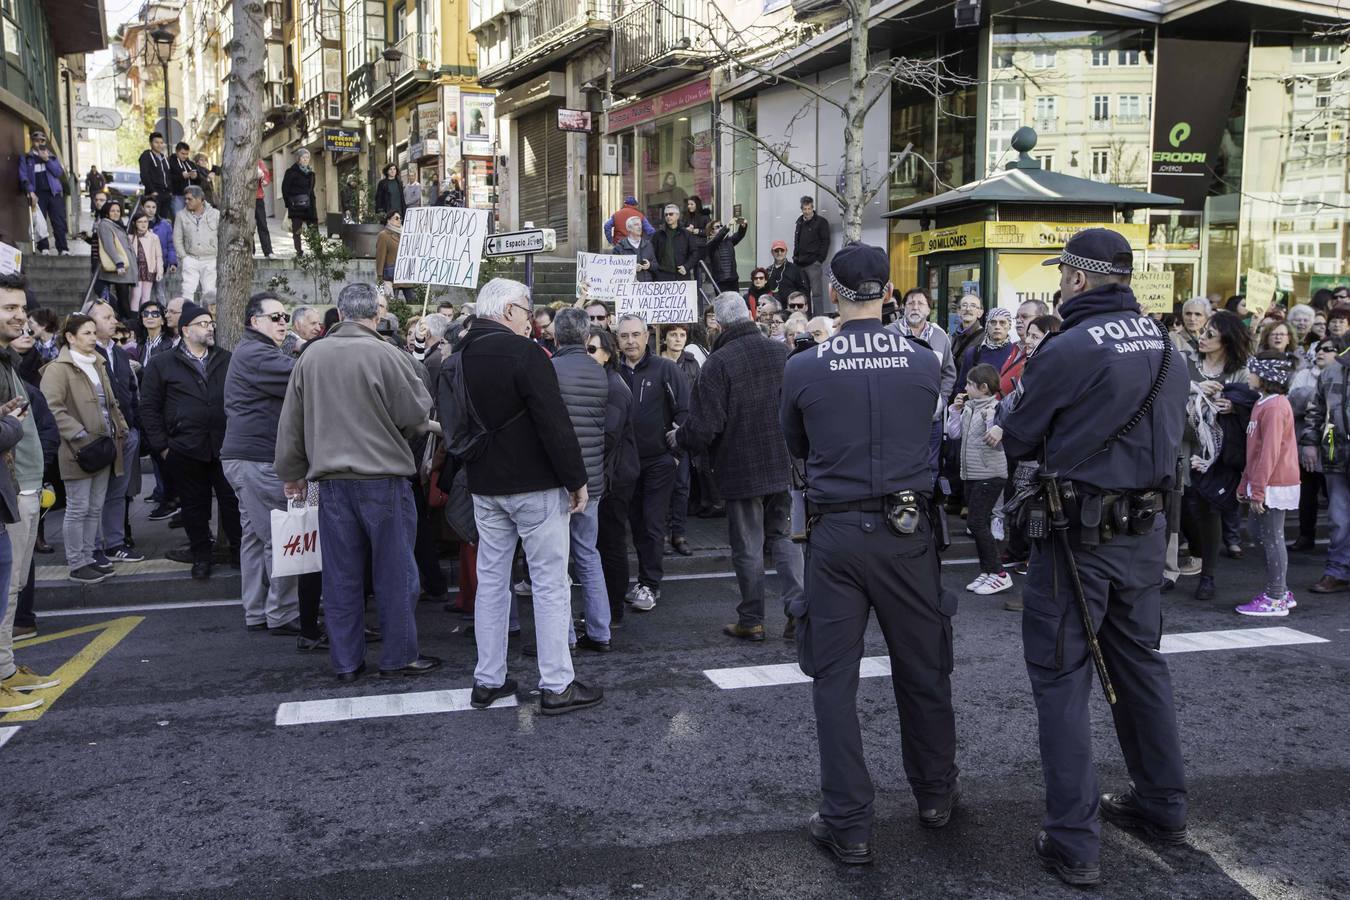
[638,111,714,225]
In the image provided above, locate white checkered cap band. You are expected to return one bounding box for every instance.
[1057,251,1132,275]
[826,266,884,302]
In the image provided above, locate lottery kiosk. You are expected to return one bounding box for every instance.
[884,127,1182,328]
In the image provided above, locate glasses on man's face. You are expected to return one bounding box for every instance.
[193,321,217,330]
[788,302,806,311]
[589,314,607,323]
[259,312,291,324]
[510,302,532,318]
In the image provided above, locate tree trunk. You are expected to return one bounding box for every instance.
[216,0,267,350]
[841,0,870,243]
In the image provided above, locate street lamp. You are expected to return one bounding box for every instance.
[381,46,403,166]
[150,26,174,143]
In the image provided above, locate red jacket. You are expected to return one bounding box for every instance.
[1238,394,1300,503]
[998,344,1027,398]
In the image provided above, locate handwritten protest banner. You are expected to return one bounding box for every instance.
[1245,269,1278,316]
[615,280,698,324]
[1131,269,1175,314]
[577,252,637,300]
[393,207,490,288]
[0,241,19,277]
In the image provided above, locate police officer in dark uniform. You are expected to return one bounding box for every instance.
[1001,229,1190,887]
[780,242,960,866]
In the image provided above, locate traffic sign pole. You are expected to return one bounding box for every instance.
[525,254,534,296]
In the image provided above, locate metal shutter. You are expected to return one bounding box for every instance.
[516,107,569,243]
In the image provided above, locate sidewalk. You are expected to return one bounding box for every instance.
[34,484,746,612]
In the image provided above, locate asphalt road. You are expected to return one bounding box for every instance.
[2,534,1347,900]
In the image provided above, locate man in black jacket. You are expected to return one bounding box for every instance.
[141,302,241,579]
[221,293,305,637]
[89,301,145,564]
[766,239,810,304]
[651,204,693,282]
[551,308,614,652]
[616,313,689,611]
[168,141,201,218]
[671,292,803,641]
[138,132,173,220]
[793,197,831,315]
[452,278,602,715]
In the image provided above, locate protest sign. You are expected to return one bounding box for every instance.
[393,207,490,288]
[577,251,637,300]
[1245,269,1278,316]
[615,280,698,325]
[0,241,20,277]
[1132,269,1175,314]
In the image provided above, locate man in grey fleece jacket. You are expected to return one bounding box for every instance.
[887,288,957,483]
[275,283,435,682]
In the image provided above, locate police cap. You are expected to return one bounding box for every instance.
[1042,227,1133,275]
[827,241,889,302]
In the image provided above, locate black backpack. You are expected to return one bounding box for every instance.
[435,346,523,542]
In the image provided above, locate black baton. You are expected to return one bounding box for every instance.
[1041,472,1117,705]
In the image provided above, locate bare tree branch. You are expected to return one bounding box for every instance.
[859,142,913,208]
[717,113,845,207]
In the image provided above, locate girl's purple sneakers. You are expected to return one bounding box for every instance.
[1235,593,1290,617]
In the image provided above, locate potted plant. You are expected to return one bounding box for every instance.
[338,174,385,258]
[417,57,431,71]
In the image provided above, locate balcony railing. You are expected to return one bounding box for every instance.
[374,30,439,84]
[613,0,720,81]
[510,0,611,55]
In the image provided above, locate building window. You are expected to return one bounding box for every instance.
[1092,95,1109,121]
[1117,49,1140,66]
[1035,152,1053,171]
[1091,148,1109,179]
[1091,48,1110,66]
[1034,95,1057,129]
[993,50,1013,69]
[1118,95,1143,124]
[344,0,385,74]
[1033,49,1055,68]
[1294,45,1336,64]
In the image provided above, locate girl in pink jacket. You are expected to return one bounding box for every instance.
[1236,352,1301,616]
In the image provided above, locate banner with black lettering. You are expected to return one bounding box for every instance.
[393,207,490,287]
[1149,39,1247,211]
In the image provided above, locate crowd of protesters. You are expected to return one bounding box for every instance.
[3,172,1348,713]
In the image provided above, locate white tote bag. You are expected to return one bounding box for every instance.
[271,501,322,576]
[29,203,48,244]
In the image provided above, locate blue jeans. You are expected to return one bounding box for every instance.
[568,498,611,643]
[1325,471,1350,581]
[98,427,139,553]
[473,488,575,692]
[318,478,421,674]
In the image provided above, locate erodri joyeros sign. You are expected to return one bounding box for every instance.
[1150,38,1246,211]
[393,207,490,288]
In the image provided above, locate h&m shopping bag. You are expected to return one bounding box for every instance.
[271,501,322,576]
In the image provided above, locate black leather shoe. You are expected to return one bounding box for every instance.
[1287,536,1316,552]
[540,680,604,715]
[166,545,195,564]
[296,633,329,652]
[470,678,518,709]
[244,622,267,632]
[379,655,442,676]
[1194,575,1215,602]
[671,536,693,556]
[190,561,211,580]
[336,662,366,683]
[269,620,304,636]
[1100,790,1188,844]
[807,813,873,865]
[918,781,962,829]
[1161,578,1176,594]
[1034,830,1099,887]
[576,634,611,653]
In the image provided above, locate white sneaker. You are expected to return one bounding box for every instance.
[624,583,640,604]
[974,572,1013,595]
[512,579,533,597]
[965,573,989,592]
[630,584,657,611]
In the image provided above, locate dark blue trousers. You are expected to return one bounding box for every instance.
[319,478,421,674]
[797,511,959,843]
[1022,521,1187,863]
[35,189,68,253]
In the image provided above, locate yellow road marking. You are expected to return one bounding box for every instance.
[1,616,143,723]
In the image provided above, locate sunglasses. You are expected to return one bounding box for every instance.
[788,302,806,310]
[589,314,608,322]
[257,312,291,324]
[142,310,163,319]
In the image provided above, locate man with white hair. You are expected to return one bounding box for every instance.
[281,305,323,356]
[670,293,804,641]
[806,316,833,344]
[888,288,957,483]
[452,278,602,714]
[651,203,693,281]
[418,312,453,385]
[276,283,436,681]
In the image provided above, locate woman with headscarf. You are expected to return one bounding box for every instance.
[281,149,318,256]
[956,306,1016,399]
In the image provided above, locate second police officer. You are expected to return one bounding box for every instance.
[780,241,961,866]
[1000,229,1190,887]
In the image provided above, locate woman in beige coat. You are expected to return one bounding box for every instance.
[40,313,128,584]
[129,210,164,314]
